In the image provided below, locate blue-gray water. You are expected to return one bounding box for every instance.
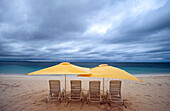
[0,61,170,75]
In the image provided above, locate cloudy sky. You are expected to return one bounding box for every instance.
[0,0,170,62]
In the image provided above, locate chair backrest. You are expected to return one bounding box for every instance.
[109,80,121,96]
[71,80,81,94]
[89,81,100,94]
[49,80,60,96]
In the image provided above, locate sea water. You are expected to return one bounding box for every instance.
[0,61,170,75]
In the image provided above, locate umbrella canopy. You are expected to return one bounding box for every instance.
[77,64,142,82]
[26,62,90,100]
[77,64,142,99]
[26,62,90,75]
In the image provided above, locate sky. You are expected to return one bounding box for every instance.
[0,0,170,62]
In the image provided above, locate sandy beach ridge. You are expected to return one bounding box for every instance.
[0,74,170,111]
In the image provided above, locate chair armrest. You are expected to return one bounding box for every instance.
[81,89,84,96]
[61,88,65,97]
[87,90,89,97]
[106,90,109,97]
[100,90,103,99]
[100,90,103,95]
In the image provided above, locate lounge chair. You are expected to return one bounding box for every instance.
[87,81,103,104]
[68,80,84,103]
[106,80,124,105]
[46,80,64,103]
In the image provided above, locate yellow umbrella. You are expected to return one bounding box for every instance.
[26,62,90,96]
[77,64,142,97]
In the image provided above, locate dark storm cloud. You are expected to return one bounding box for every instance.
[104,1,170,44]
[0,0,170,62]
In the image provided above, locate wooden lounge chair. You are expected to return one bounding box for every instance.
[87,81,103,104]
[106,80,124,105]
[68,80,84,103]
[46,80,64,103]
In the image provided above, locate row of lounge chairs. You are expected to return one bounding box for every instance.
[46,80,124,105]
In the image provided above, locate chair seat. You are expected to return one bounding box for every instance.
[107,80,123,105]
[46,80,64,102]
[87,81,103,103]
[68,80,83,103]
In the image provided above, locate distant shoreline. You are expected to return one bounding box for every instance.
[1,73,170,77]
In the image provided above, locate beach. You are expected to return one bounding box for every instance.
[0,75,170,111]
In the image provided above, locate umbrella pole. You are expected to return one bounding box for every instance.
[65,74,66,102]
[103,78,104,102]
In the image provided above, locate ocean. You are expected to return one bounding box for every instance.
[0,61,170,75]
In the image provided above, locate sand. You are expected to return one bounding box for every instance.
[0,74,170,111]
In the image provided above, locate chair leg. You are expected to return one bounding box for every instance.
[102,98,104,104]
[100,101,102,105]
[46,95,50,103]
[107,99,111,106]
[45,97,49,103]
[67,98,70,105]
[100,98,103,105]
[82,98,84,103]
[59,98,61,103]
[122,99,124,105]
[108,102,111,106]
